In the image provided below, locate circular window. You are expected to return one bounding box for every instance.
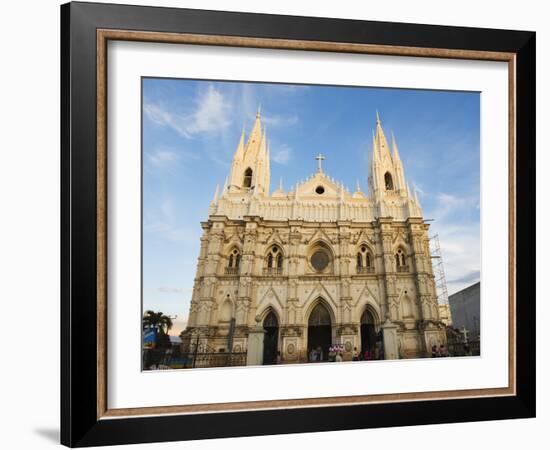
[272,246,278,253]
[315,185,325,195]
[311,250,329,271]
[361,246,366,252]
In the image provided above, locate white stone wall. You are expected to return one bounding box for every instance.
[183,215,446,361]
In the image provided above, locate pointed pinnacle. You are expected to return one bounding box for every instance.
[256,103,262,118]
[376,110,381,124]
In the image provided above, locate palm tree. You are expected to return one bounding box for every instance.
[143,310,173,335]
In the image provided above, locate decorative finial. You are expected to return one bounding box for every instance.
[256,104,262,118]
[212,184,220,202]
[376,110,381,125]
[356,179,361,192]
[315,153,326,172]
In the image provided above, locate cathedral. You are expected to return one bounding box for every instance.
[181,110,447,364]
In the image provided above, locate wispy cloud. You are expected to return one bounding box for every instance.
[412,181,426,197]
[144,84,232,138]
[146,150,178,168]
[145,147,199,171]
[427,192,480,295]
[236,83,300,130]
[158,287,183,293]
[144,196,200,244]
[429,192,479,222]
[262,113,299,128]
[271,144,292,165]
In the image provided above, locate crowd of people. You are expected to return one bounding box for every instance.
[431,344,449,357]
[307,345,383,362]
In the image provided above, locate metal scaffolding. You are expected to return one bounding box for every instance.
[429,234,449,306]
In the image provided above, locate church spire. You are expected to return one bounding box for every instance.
[371,130,378,161]
[233,126,246,161]
[227,107,271,195]
[246,106,263,154]
[374,111,391,161]
[368,112,409,200]
[391,131,401,162]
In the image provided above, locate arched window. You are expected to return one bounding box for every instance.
[357,245,374,273]
[308,303,331,326]
[225,248,241,274]
[243,167,253,188]
[263,311,278,328]
[265,245,283,275]
[395,248,407,272]
[384,172,394,190]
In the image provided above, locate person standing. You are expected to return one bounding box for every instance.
[309,348,317,362]
[352,347,359,361]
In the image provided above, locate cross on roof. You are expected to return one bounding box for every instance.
[315,153,325,172]
[460,326,470,343]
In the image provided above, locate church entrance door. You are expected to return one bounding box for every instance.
[360,309,377,357]
[307,302,332,362]
[262,312,279,365]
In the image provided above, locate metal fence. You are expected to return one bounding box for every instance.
[143,348,247,370]
[446,339,480,357]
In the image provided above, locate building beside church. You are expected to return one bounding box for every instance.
[448,282,480,341]
[181,110,447,364]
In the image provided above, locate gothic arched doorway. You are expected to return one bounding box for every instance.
[262,311,279,365]
[360,309,378,357]
[307,302,332,361]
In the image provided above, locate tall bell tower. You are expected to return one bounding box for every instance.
[368,112,409,200]
[227,108,270,196]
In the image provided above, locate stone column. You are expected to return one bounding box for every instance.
[246,316,265,366]
[381,315,399,360]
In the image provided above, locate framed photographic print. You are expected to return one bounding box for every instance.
[60,1,535,447]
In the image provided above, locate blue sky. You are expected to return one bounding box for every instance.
[142,78,480,335]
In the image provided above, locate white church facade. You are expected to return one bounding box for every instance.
[181,110,447,363]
